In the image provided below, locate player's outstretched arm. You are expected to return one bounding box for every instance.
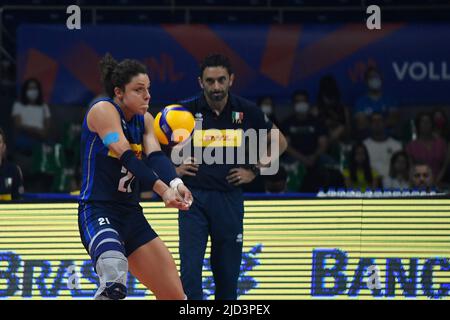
[142,112,193,206]
[86,101,189,209]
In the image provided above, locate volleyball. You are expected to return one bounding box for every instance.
[153,104,195,146]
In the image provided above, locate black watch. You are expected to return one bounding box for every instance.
[249,165,261,176]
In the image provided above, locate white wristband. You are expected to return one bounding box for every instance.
[170,177,184,190]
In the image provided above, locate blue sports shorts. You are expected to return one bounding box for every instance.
[78,201,158,266]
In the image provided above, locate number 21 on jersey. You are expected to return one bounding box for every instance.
[98,217,110,226]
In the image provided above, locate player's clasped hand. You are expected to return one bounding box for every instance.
[162,187,191,210]
[226,167,256,186]
[176,157,199,177]
[176,184,194,207]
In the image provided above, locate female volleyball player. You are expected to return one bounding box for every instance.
[78,53,192,300]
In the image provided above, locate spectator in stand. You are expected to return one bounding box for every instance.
[242,95,280,193]
[12,78,51,156]
[406,112,448,186]
[312,74,351,144]
[11,78,54,192]
[431,108,449,142]
[312,75,351,167]
[281,90,328,192]
[353,66,399,140]
[384,151,410,189]
[363,112,402,185]
[0,128,24,200]
[257,95,280,128]
[342,142,381,192]
[410,162,434,192]
[431,108,450,187]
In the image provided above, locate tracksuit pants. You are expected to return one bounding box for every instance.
[178,187,244,300]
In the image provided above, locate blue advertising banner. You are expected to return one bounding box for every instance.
[17,24,450,108]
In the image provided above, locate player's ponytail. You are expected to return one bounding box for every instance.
[99,53,119,98]
[99,53,147,99]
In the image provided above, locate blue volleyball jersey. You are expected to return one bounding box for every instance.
[79,98,145,204]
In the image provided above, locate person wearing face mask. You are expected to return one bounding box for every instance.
[280,90,328,192]
[257,95,280,128]
[353,67,399,140]
[11,78,51,155]
[11,78,52,192]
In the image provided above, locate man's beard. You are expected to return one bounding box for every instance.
[208,90,226,102]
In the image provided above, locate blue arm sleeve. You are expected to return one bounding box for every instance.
[143,151,178,185]
[120,150,160,189]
